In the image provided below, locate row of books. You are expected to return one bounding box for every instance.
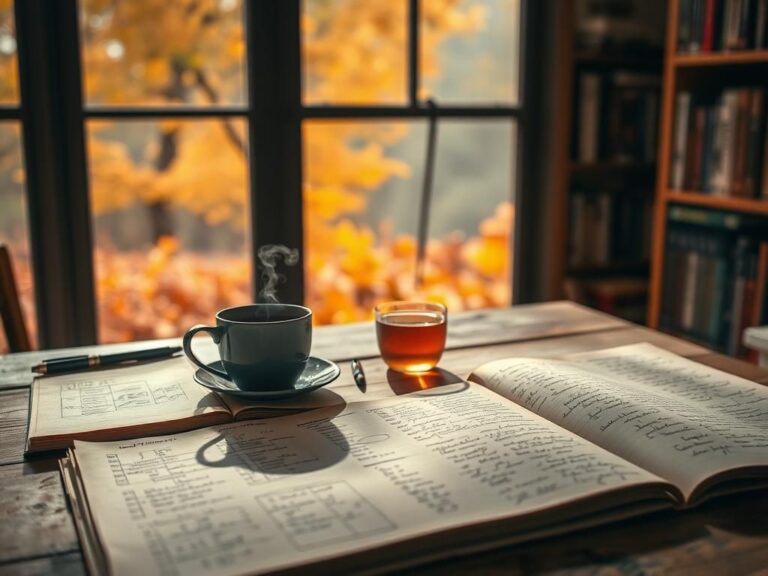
[569,190,652,268]
[678,0,768,53]
[574,71,659,164]
[670,87,768,198]
[661,206,768,356]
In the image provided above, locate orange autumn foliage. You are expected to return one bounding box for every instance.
[0,0,514,351]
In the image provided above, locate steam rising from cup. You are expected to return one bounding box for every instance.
[257,245,300,303]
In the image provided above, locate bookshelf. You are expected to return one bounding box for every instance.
[552,0,665,324]
[648,0,768,357]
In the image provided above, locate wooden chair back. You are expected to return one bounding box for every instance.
[0,244,32,352]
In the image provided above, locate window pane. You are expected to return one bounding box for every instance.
[80,0,246,106]
[303,120,514,325]
[0,122,36,351]
[302,0,407,105]
[86,119,250,343]
[0,1,19,104]
[420,0,520,104]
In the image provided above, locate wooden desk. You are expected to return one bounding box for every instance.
[1,301,767,575]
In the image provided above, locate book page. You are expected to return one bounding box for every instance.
[28,357,231,447]
[70,384,671,576]
[471,343,768,500]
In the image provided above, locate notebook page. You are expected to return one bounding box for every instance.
[472,344,768,500]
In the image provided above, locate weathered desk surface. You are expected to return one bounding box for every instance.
[1,301,767,575]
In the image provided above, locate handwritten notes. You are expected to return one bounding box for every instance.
[473,344,768,498]
[29,358,228,440]
[72,385,663,576]
[60,380,187,418]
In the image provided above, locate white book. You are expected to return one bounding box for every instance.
[710,90,740,196]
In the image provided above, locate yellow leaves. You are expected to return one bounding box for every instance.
[305,185,365,220]
[144,58,169,85]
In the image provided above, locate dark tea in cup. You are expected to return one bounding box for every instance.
[375,301,447,373]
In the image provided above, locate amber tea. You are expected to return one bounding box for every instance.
[375,302,447,373]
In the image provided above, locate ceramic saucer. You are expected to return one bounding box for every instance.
[193,357,340,400]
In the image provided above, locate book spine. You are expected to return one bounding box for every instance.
[738,250,758,357]
[757,0,768,47]
[662,229,677,329]
[596,193,611,265]
[754,242,768,325]
[724,0,743,50]
[715,0,727,50]
[691,0,704,52]
[682,237,700,332]
[728,238,750,355]
[744,89,764,198]
[645,91,659,163]
[671,92,692,189]
[570,193,585,267]
[763,114,768,198]
[579,74,601,163]
[688,106,707,191]
[695,234,714,340]
[744,0,759,47]
[701,107,717,193]
[731,89,751,198]
[709,235,729,345]
[703,0,718,50]
[711,90,739,196]
[679,0,694,52]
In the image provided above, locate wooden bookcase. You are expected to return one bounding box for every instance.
[551,1,665,323]
[648,0,768,338]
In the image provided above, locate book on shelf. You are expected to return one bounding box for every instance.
[60,343,768,576]
[568,189,652,268]
[678,0,768,53]
[25,357,343,453]
[661,205,768,354]
[670,87,767,198]
[574,71,659,164]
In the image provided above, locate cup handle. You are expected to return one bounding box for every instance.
[182,325,229,380]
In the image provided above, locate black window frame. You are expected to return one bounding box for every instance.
[11,0,546,348]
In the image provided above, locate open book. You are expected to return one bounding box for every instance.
[26,357,342,453]
[60,344,768,576]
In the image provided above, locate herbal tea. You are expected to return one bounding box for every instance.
[375,303,447,373]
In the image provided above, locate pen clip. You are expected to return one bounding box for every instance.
[43,354,89,364]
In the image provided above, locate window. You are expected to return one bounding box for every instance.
[8,0,539,349]
[0,1,35,351]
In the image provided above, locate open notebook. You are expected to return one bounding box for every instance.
[60,344,768,575]
[26,357,343,453]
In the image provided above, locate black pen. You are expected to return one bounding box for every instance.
[31,346,183,375]
[351,358,367,393]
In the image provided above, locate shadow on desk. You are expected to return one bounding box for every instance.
[386,368,469,396]
[195,403,350,474]
[404,491,768,575]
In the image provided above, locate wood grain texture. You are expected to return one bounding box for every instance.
[0,389,31,465]
[0,552,86,576]
[1,306,767,576]
[408,492,768,575]
[0,460,60,480]
[0,302,627,390]
[0,470,79,563]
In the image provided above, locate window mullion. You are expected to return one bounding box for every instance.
[15,0,97,347]
[408,0,419,106]
[245,0,304,305]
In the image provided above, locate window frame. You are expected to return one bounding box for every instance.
[12,0,546,348]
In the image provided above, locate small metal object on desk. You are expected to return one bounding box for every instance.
[351,358,367,393]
